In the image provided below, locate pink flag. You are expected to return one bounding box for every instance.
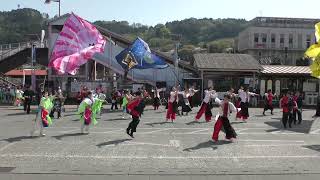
[49,13,106,75]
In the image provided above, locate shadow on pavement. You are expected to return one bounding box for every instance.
[1,136,40,143]
[52,133,87,140]
[183,140,231,152]
[265,120,314,133]
[230,121,246,125]
[6,112,36,116]
[104,118,129,122]
[303,145,320,152]
[63,113,77,117]
[186,121,208,125]
[96,139,132,148]
[145,122,171,127]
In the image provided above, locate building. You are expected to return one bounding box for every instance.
[46,14,198,94]
[260,65,319,105]
[237,17,320,65]
[193,53,262,91]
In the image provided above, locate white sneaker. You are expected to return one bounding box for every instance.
[40,133,46,137]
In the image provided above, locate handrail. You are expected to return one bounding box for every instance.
[0,41,42,61]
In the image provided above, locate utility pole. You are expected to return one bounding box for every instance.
[171,34,181,86]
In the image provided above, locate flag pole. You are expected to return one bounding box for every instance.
[59,0,61,16]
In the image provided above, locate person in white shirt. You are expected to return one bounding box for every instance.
[166,87,178,122]
[152,87,165,110]
[212,94,238,142]
[238,87,257,122]
[178,89,192,116]
[195,87,216,122]
[189,86,199,108]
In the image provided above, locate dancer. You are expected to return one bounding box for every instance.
[92,92,106,120]
[126,91,145,138]
[178,89,192,116]
[235,97,242,120]
[121,90,132,119]
[31,91,54,137]
[166,87,178,122]
[238,86,257,122]
[111,87,119,111]
[195,87,216,122]
[293,91,303,125]
[78,92,96,134]
[227,88,237,104]
[152,87,165,110]
[280,91,296,128]
[23,86,35,114]
[212,94,238,142]
[50,91,64,119]
[189,86,199,108]
[15,86,24,107]
[263,89,275,116]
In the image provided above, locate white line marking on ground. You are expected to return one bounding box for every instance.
[0,142,16,152]
[236,128,248,133]
[186,129,209,134]
[93,129,124,134]
[244,144,305,147]
[237,139,305,143]
[169,140,180,147]
[1,154,319,159]
[140,129,169,134]
[310,129,320,134]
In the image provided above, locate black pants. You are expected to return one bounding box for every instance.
[293,109,302,124]
[24,98,31,114]
[282,112,293,128]
[221,117,237,139]
[111,102,118,110]
[50,107,61,118]
[127,116,140,134]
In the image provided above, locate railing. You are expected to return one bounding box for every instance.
[0,41,45,61]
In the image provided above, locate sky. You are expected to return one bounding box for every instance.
[0,0,319,26]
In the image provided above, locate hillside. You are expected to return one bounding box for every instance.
[0,8,249,61]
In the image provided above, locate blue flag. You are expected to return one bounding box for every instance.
[116,37,168,70]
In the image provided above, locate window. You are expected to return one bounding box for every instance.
[298,34,302,49]
[261,33,267,43]
[254,33,259,43]
[289,34,293,48]
[271,34,276,43]
[306,34,311,48]
[280,34,285,44]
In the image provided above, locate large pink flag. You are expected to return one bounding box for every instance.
[49,13,106,75]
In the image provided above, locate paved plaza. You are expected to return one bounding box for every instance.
[0,105,320,179]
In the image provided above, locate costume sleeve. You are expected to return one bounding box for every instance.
[229,102,237,112]
[127,99,140,111]
[214,97,222,104]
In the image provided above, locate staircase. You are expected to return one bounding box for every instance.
[0,41,48,74]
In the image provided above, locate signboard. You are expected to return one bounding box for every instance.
[260,80,265,96]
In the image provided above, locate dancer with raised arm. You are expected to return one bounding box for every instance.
[152,87,165,110]
[178,88,192,116]
[189,86,199,108]
[238,86,258,122]
[166,87,178,122]
[195,87,216,122]
[212,94,238,142]
[263,89,276,116]
[126,92,145,138]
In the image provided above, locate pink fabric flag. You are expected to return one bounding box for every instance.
[49,13,106,75]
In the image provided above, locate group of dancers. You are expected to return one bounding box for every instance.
[29,84,304,143]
